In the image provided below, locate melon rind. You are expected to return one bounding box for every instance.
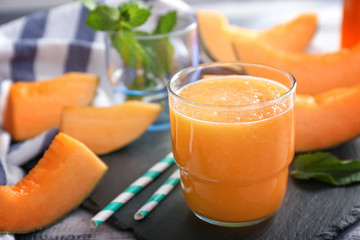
[0,133,108,233]
[197,10,317,62]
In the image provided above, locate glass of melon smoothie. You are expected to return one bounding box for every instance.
[168,62,296,227]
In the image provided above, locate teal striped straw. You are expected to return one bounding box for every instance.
[90,152,174,228]
[134,169,180,220]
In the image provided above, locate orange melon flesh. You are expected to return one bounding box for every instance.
[60,100,162,155]
[260,13,317,51]
[0,133,108,233]
[3,72,99,141]
[231,32,360,95]
[197,10,238,61]
[196,10,317,61]
[295,83,360,152]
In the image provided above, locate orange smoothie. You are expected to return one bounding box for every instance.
[169,76,295,224]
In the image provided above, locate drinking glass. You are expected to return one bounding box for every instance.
[168,62,296,227]
[106,11,199,131]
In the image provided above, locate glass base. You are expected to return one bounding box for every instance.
[113,87,171,132]
[147,122,171,132]
[194,212,270,227]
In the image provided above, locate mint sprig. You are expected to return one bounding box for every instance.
[119,2,151,30]
[86,5,120,31]
[153,11,177,34]
[77,0,97,11]
[80,0,152,32]
[78,0,177,93]
[291,152,360,186]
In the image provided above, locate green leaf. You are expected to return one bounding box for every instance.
[120,2,151,28]
[110,32,149,71]
[85,5,120,31]
[120,0,150,12]
[138,37,173,82]
[77,0,97,11]
[153,11,177,34]
[291,152,360,186]
[134,31,151,36]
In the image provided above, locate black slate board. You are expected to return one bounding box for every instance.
[83,130,360,240]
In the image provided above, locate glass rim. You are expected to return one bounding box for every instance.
[167,62,297,110]
[107,12,197,40]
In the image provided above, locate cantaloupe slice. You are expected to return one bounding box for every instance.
[231,33,360,95]
[3,72,99,141]
[295,83,360,152]
[0,133,107,233]
[197,10,317,61]
[59,100,162,155]
[259,13,317,51]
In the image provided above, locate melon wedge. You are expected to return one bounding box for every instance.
[295,83,360,152]
[3,72,99,141]
[60,100,162,155]
[231,33,360,95]
[259,13,317,52]
[197,10,317,61]
[0,133,107,233]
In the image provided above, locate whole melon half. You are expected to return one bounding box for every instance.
[0,133,108,233]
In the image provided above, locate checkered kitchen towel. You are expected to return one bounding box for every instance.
[0,0,192,186]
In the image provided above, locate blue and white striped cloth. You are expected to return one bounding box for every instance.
[0,0,192,187]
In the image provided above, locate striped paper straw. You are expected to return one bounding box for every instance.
[134,169,180,220]
[90,152,174,228]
